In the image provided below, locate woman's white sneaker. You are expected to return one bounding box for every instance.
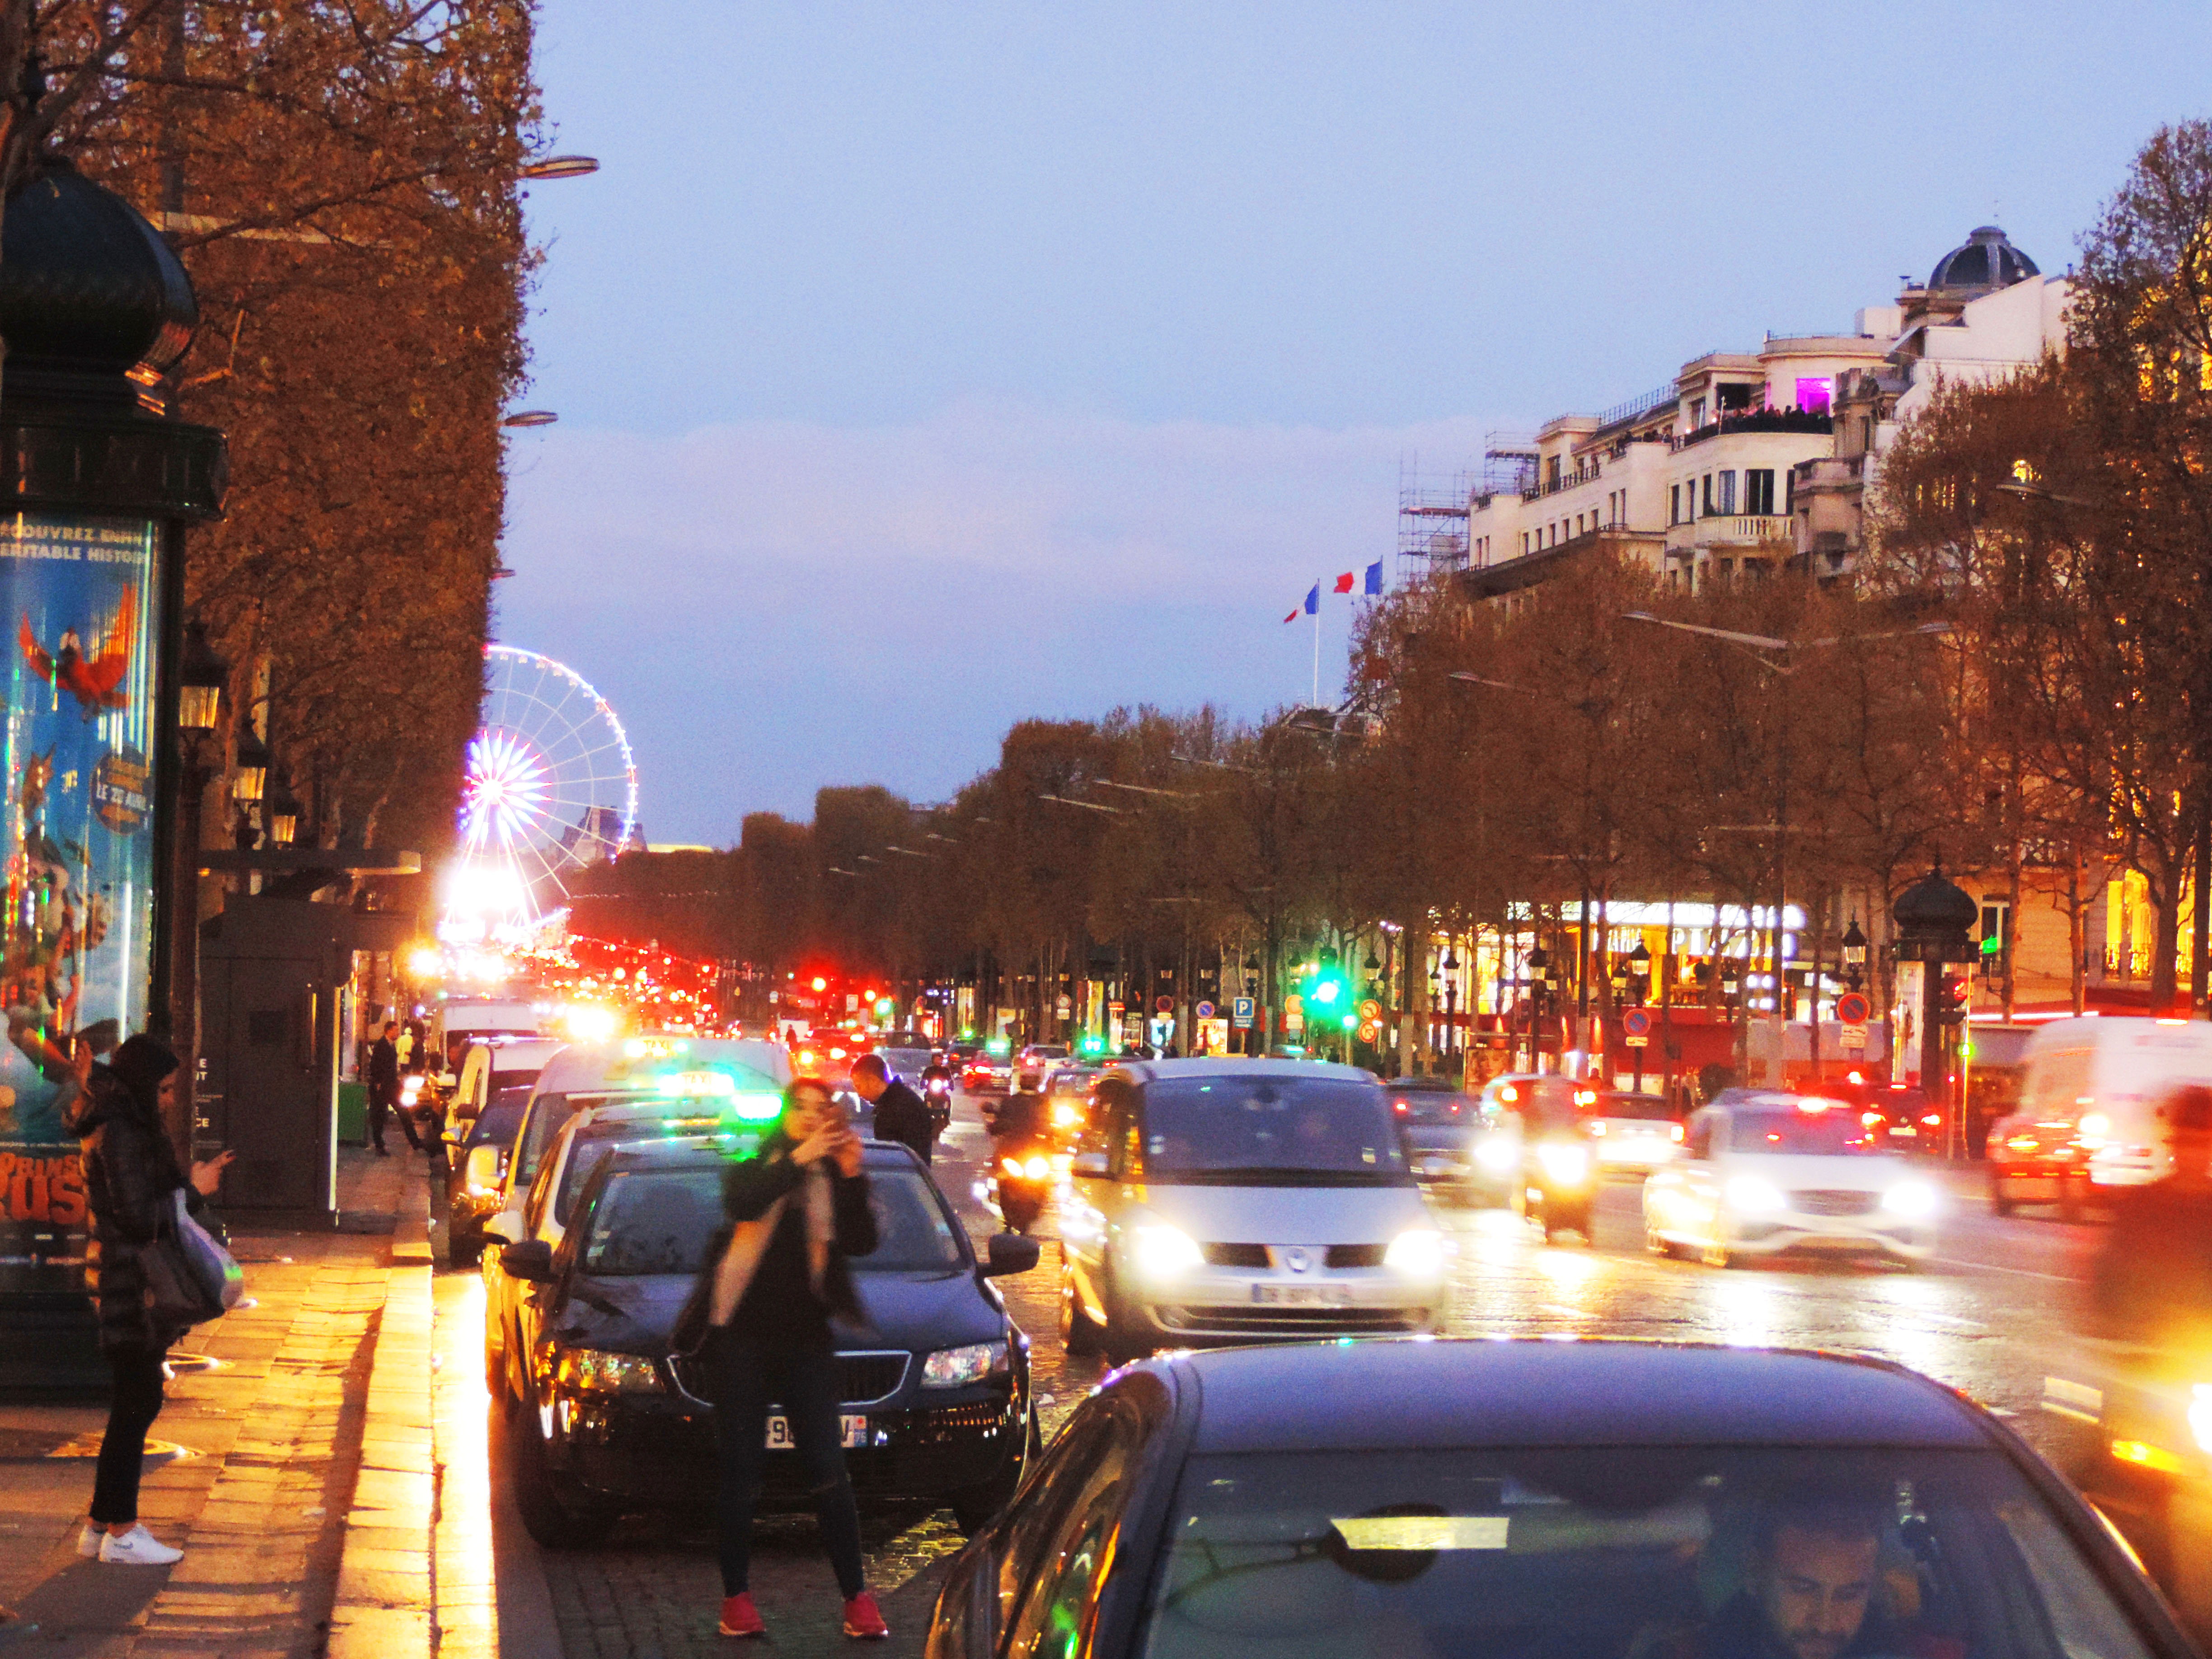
[76,1523,102,1558]
[97,1525,181,1565]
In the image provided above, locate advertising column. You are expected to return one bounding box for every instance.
[0,514,159,1306]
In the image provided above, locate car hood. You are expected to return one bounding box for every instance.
[550,1267,1006,1357]
[1132,1181,1430,1245]
[1719,1153,1914,1192]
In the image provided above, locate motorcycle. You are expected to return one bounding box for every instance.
[923,1072,954,1136]
[984,1139,1054,1233]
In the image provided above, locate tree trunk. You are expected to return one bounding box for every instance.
[2151,862,2184,1012]
[2193,795,2211,1015]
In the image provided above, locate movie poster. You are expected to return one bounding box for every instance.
[0,513,159,1294]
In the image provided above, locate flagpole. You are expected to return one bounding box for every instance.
[1311,602,1321,707]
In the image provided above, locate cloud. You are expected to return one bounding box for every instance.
[497,401,1487,841]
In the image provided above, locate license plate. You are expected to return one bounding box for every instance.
[765,1414,867,1449]
[1254,1284,1347,1307]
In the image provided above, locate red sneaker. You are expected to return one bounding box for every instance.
[843,1591,890,1639]
[718,1593,765,1638]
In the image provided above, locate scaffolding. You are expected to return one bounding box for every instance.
[1397,455,1472,580]
[1481,430,1539,498]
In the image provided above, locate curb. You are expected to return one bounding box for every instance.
[328,1175,436,1658]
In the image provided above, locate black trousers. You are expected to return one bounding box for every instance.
[705,1334,865,1598]
[90,1346,167,1526]
[367,1085,420,1151]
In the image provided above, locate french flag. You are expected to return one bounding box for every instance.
[1284,581,1318,623]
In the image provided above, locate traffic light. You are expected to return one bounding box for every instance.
[1300,959,1352,1017]
[1937,970,1969,1026]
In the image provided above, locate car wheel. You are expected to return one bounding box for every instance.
[1098,1261,1150,1366]
[1645,1221,1674,1258]
[506,1401,618,1548]
[1701,1236,1733,1270]
[1989,1175,2015,1218]
[1059,1264,1104,1355]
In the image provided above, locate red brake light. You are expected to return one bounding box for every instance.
[1921,1113,1941,1126]
[1393,1099,1409,1113]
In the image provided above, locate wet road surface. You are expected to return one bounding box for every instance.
[519,1092,2109,1654]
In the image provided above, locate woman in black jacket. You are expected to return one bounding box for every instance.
[66,1035,231,1566]
[686,1077,888,1640]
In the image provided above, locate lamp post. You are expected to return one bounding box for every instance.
[1527,945,1550,1072]
[1842,916,1868,992]
[1442,945,1461,1075]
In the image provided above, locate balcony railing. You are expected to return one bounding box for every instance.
[1674,408,1835,450]
[1666,515,1795,552]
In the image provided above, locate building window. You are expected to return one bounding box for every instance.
[1717,471,1736,514]
[1745,469,1775,515]
[1795,375,1833,414]
[1522,532,1530,557]
[1691,397,1706,429]
[1669,483,1681,525]
[1547,456,1561,489]
[1784,470,1795,516]
[1701,474,1714,516]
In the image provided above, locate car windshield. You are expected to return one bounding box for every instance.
[1598,1095,1676,1122]
[1140,1077,1410,1184]
[1731,1107,1884,1155]
[1139,1446,2153,1659]
[579,1164,966,1276]
[511,1093,573,1190]
[1027,1046,1070,1060]
[464,1101,526,1148]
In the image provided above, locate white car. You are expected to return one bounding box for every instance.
[1587,1090,1685,1172]
[1641,1093,1940,1267]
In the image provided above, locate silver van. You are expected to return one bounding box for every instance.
[1058,1060,1444,1361]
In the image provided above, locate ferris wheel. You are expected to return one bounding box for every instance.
[449,645,638,937]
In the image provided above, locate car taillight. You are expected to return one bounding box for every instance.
[1921,1113,1940,1126]
[1587,1121,1606,1136]
[1669,1124,1684,1142]
[1394,1099,1409,1113]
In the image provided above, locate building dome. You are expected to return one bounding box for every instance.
[1928,225,2039,295]
[0,157,197,383]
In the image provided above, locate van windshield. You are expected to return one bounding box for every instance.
[1140,1077,1411,1186]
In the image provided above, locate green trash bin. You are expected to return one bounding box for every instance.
[337,1081,367,1147]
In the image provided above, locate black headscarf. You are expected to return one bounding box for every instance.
[107,1033,179,1119]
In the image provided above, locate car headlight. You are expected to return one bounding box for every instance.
[1475,1138,1518,1174]
[1000,1155,1025,1177]
[1725,1175,1787,1214]
[558,1350,665,1393]
[1882,1181,1940,1220]
[922,1341,1008,1388]
[1130,1223,1204,1280]
[2190,1385,2212,1455]
[1023,1154,1052,1180]
[1052,1102,1080,1127]
[1383,1228,1445,1275]
[1536,1142,1590,1185]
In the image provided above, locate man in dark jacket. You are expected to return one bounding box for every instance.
[366,1020,417,1155]
[850,1053,933,1165]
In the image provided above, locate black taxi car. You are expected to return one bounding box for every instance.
[498,1139,1043,1547]
[925,1339,2197,1659]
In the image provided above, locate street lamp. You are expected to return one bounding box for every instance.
[1842,917,1868,992]
[178,620,226,732]
[267,775,302,848]
[232,728,270,804]
[1442,947,1461,1069]
[1629,938,1653,1004]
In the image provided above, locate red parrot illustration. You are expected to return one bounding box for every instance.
[20,585,135,717]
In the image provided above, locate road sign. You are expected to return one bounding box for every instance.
[1358,1021,1380,1043]
[1055,995,1072,1019]
[1622,1008,1651,1049]
[1835,992,1870,1025]
[1359,998,1382,1022]
[1108,1001,1124,1019]
[1284,994,1303,1015]
[1840,1024,1868,1051]
[1195,1001,1215,1020]
[1155,995,1174,1015]
[1232,997,1255,1030]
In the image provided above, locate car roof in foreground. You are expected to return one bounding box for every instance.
[1112,1057,1378,1086]
[1163,1339,1991,1453]
[603,1139,925,1175]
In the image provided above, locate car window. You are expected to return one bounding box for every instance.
[1687,1113,1716,1161]
[464,1101,527,1149]
[1730,1107,1883,1156]
[492,1066,542,1093]
[998,1399,1142,1658]
[1137,1446,2157,1659]
[524,1131,562,1235]
[1391,1087,1466,1125]
[1599,1094,1676,1122]
[1138,1076,1410,1184]
[849,1169,965,1273]
[580,1168,726,1275]
[511,1093,573,1194]
[555,1137,623,1227]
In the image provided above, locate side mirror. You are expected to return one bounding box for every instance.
[984,1232,1042,1277]
[482,1209,520,1246]
[1069,1151,1109,1179]
[462,1143,504,1192]
[501,1239,554,1282]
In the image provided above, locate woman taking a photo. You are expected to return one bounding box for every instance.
[67,1035,231,1565]
[682,1077,888,1640]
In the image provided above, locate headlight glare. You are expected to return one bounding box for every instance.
[1536,1142,1590,1185]
[1882,1181,1940,1220]
[922,1341,1007,1388]
[1725,1175,1787,1214]
[1131,1223,1204,1280]
[1384,1228,1445,1275]
[559,1349,665,1393]
[2189,1385,2212,1455]
[1474,1138,1518,1174]
[1023,1155,1052,1179]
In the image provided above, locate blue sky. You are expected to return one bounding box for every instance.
[498,0,2212,842]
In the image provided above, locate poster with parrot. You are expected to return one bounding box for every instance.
[0,513,159,1295]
